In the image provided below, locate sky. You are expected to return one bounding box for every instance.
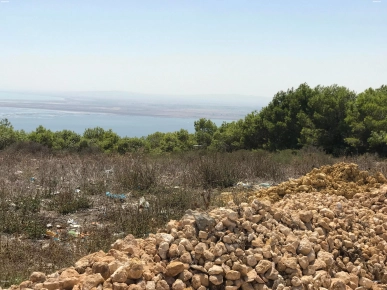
[0,0,386,102]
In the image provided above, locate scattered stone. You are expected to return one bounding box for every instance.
[165,261,185,277]
[29,272,46,283]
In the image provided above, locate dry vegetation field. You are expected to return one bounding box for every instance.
[0,146,386,287]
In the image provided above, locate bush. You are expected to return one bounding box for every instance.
[49,192,92,214]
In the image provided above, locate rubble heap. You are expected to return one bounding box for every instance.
[251,162,387,203]
[5,163,387,290]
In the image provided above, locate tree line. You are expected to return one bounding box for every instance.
[1,83,386,156]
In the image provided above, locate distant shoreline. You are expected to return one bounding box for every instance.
[0,100,253,120]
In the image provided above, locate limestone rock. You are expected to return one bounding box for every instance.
[166,261,185,277]
[126,258,143,279]
[29,272,46,283]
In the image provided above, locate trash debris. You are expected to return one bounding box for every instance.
[67,230,79,237]
[139,196,150,209]
[258,182,271,188]
[91,222,103,228]
[68,230,89,239]
[45,230,57,238]
[105,168,114,178]
[30,177,35,182]
[236,181,252,188]
[106,192,126,201]
[46,223,52,228]
[75,189,81,193]
[113,232,125,238]
[67,219,80,228]
[15,170,23,175]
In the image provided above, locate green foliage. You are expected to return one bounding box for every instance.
[53,130,81,151]
[1,83,387,156]
[241,112,267,150]
[299,85,356,155]
[345,85,387,155]
[194,118,217,147]
[210,121,244,152]
[28,125,55,148]
[0,118,26,150]
[117,137,145,154]
[258,83,316,151]
[83,127,120,152]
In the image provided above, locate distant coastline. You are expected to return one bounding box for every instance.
[0,91,263,137]
[0,91,263,120]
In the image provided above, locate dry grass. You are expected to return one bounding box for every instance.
[0,147,386,287]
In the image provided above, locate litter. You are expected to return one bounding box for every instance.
[236,182,253,188]
[68,230,79,237]
[91,222,103,228]
[113,232,125,238]
[139,197,150,209]
[105,168,114,178]
[45,230,57,238]
[67,219,80,229]
[258,183,271,188]
[106,192,126,201]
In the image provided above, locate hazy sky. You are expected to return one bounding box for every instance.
[0,0,386,102]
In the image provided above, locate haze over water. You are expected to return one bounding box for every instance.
[0,91,262,137]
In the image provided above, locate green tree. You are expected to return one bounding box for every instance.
[345,85,387,155]
[0,119,21,150]
[299,85,356,155]
[241,112,268,150]
[82,127,120,152]
[53,130,81,151]
[28,125,55,148]
[161,132,180,152]
[194,118,217,147]
[145,132,165,153]
[116,137,145,154]
[210,120,244,152]
[176,129,194,151]
[256,83,316,151]
[99,129,120,152]
[83,127,106,141]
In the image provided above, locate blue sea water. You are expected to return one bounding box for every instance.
[0,107,232,137]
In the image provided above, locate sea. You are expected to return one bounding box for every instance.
[0,91,255,137]
[0,107,231,138]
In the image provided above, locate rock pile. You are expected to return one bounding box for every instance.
[5,163,387,290]
[250,162,387,203]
